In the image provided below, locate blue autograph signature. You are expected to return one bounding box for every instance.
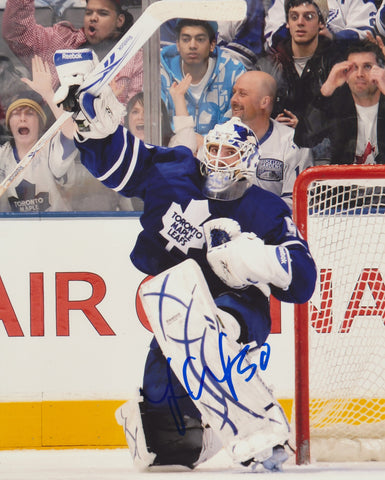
[183,333,270,402]
[143,337,271,435]
[141,272,271,435]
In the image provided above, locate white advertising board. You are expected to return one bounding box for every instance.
[0,214,295,404]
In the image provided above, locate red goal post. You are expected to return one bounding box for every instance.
[292,165,385,465]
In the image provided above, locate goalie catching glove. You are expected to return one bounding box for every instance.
[204,218,292,290]
[53,48,126,140]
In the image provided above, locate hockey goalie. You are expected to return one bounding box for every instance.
[56,50,317,471]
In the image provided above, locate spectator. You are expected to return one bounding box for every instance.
[295,41,385,165]
[0,88,77,212]
[0,53,140,213]
[126,91,174,147]
[126,85,201,154]
[161,0,266,69]
[257,0,342,124]
[230,70,313,209]
[160,18,246,136]
[257,0,343,163]
[264,0,377,53]
[2,0,143,105]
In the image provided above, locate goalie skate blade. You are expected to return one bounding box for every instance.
[242,445,289,472]
[262,445,289,472]
[147,464,192,472]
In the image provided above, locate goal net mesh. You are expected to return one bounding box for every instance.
[294,167,385,462]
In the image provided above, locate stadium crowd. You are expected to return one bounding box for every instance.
[0,0,384,212]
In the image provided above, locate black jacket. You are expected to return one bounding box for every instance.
[256,37,344,121]
[294,84,385,165]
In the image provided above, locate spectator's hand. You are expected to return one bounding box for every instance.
[169,74,192,116]
[275,109,298,128]
[21,55,54,100]
[369,64,385,95]
[110,76,125,99]
[321,61,353,96]
[367,32,385,58]
[319,25,333,40]
[22,55,75,138]
[170,74,192,99]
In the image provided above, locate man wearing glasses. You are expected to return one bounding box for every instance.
[257,0,343,164]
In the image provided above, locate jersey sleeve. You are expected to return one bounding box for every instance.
[217,0,266,68]
[2,0,84,61]
[263,0,287,50]
[281,138,314,211]
[272,215,317,304]
[335,0,376,43]
[75,125,193,199]
[248,193,317,304]
[48,133,79,183]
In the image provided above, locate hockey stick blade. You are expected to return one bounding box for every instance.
[0,0,247,197]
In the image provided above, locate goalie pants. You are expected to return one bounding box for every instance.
[140,289,271,467]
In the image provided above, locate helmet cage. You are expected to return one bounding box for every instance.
[200,118,260,200]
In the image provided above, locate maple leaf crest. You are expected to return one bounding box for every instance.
[160,200,211,254]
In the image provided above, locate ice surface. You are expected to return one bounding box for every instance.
[1,448,385,480]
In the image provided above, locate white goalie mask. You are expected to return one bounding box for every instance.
[199,117,260,201]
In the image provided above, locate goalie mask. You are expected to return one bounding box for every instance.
[199,117,260,201]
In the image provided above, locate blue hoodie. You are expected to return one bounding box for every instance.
[160,44,246,135]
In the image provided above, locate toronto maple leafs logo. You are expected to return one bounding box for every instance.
[160,200,211,254]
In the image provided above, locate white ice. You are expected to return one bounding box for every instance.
[1,448,385,480]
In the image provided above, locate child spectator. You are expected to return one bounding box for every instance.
[0,89,77,212]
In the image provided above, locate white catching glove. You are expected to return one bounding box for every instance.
[53,49,99,109]
[74,85,126,141]
[204,218,292,290]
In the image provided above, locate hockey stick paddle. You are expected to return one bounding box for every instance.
[0,0,247,197]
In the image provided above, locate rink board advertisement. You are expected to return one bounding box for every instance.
[0,213,295,448]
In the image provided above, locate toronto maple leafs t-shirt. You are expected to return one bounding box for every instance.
[0,134,77,212]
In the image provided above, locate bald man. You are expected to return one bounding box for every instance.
[230,70,313,210]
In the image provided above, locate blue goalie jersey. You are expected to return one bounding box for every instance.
[76,125,316,305]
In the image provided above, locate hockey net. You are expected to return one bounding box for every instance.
[292,165,385,464]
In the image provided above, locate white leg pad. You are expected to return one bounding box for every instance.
[115,397,156,470]
[139,259,290,465]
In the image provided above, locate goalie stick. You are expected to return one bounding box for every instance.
[0,0,247,198]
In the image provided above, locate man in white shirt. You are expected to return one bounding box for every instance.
[230,70,313,210]
[295,41,385,165]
